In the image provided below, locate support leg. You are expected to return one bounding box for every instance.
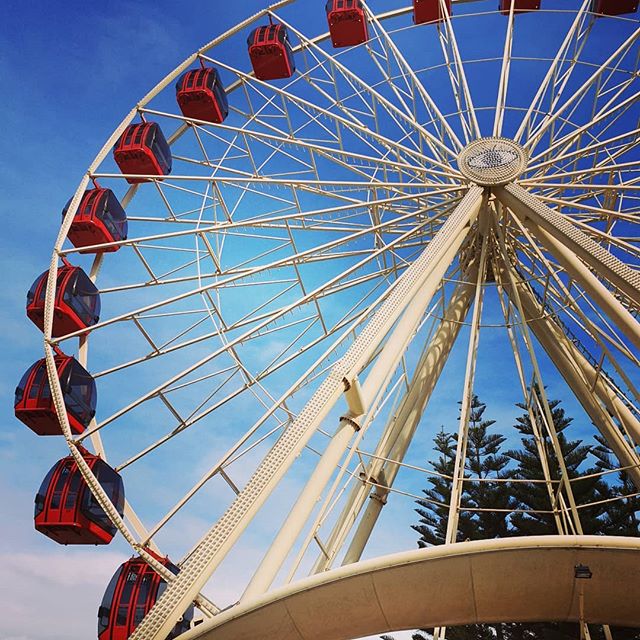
[494,183,640,308]
[129,187,485,640]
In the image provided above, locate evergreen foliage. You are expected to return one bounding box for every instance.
[411,429,471,546]
[403,393,640,640]
[591,434,640,537]
[506,395,610,536]
[412,396,515,640]
[412,396,515,546]
[465,397,517,539]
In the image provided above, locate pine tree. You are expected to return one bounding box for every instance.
[591,434,640,537]
[506,395,609,536]
[412,396,513,640]
[411,429,473,546]
[412,396,515,546]
[405,395,638,640]
[506,394,638,640]
[464,396,517,539]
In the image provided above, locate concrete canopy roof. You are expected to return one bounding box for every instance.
[183,536,640,640]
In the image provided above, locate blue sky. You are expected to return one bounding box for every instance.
[1,2,639,639]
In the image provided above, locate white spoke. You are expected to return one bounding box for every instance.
[493,1,516,137]
[437,0,481,141]
[514,0,592,144]
[31,4,640,639]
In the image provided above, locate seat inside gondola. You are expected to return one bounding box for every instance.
[26,264,101,337]
[176,66,229,124]
[64,188,128,252]
[98,552,193,640]
[113,122,172,184]
[15,353,96,435]
[247,24,296,81]
[35,448,124,545]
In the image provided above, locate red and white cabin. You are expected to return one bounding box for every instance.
[413,0,451,24]
[591,0,639,16]
[15,353,96,436]
[499,0,541,14]
[26,264,101,337]
[35,448,124,545]
[247,24,296,81]
[176,66,229,124]
[113,122,172,184]
[65,188,128,253]
[326,0,369,48]
[98,552,193,640]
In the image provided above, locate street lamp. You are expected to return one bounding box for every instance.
[575,564,593,580]
[574,564,593,640]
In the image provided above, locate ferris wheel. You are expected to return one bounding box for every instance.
[16,0,640,638]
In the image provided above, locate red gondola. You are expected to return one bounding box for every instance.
[98,553,194,640]
[15,353,96,435]
[26,264,101,337]
[65,188,128,252]
[35,448,124,545]
[27,264,100,338]
[413,0,451,24]
[591,0,638,15]
[247,24,295,81]
[499,0,540,14]
[176,66,229,124]
[113,122,172,184]
[326,0,369,48]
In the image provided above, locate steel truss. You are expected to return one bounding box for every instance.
[37,1,640,639]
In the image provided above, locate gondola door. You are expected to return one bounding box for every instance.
[41,458,76,528]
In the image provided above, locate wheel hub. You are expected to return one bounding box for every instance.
[457,136,528,186]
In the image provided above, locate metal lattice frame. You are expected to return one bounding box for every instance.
[36,1,640,639]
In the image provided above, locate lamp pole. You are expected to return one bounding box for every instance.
[574,564,592,640]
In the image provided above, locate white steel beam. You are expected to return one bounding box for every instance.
[200,54,452,173]
[444,230,489,544]
[242,239,457,599]
[513,0,591,145]
[275,12,457,163]
[493,0,515,137]
[61,190,461,344]
[525,26,640,154]
[362,1,463,153]
[128,187,484,640]
[500,271,640,489]
[494,183,640,308]
[339,269,478,567]
[521,218,640,352]
[82,202,459,444]
[493,222,586,537]
[494,273,565,534]
[140,284,402,543]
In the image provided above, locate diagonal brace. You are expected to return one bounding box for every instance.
[494,183,640,308]
[129,186,485,640]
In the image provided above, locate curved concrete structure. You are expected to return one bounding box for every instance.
[183,536,640,640]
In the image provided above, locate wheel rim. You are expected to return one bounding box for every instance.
[35,2,640,637]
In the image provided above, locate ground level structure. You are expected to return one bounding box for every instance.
[182,536,640,640]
